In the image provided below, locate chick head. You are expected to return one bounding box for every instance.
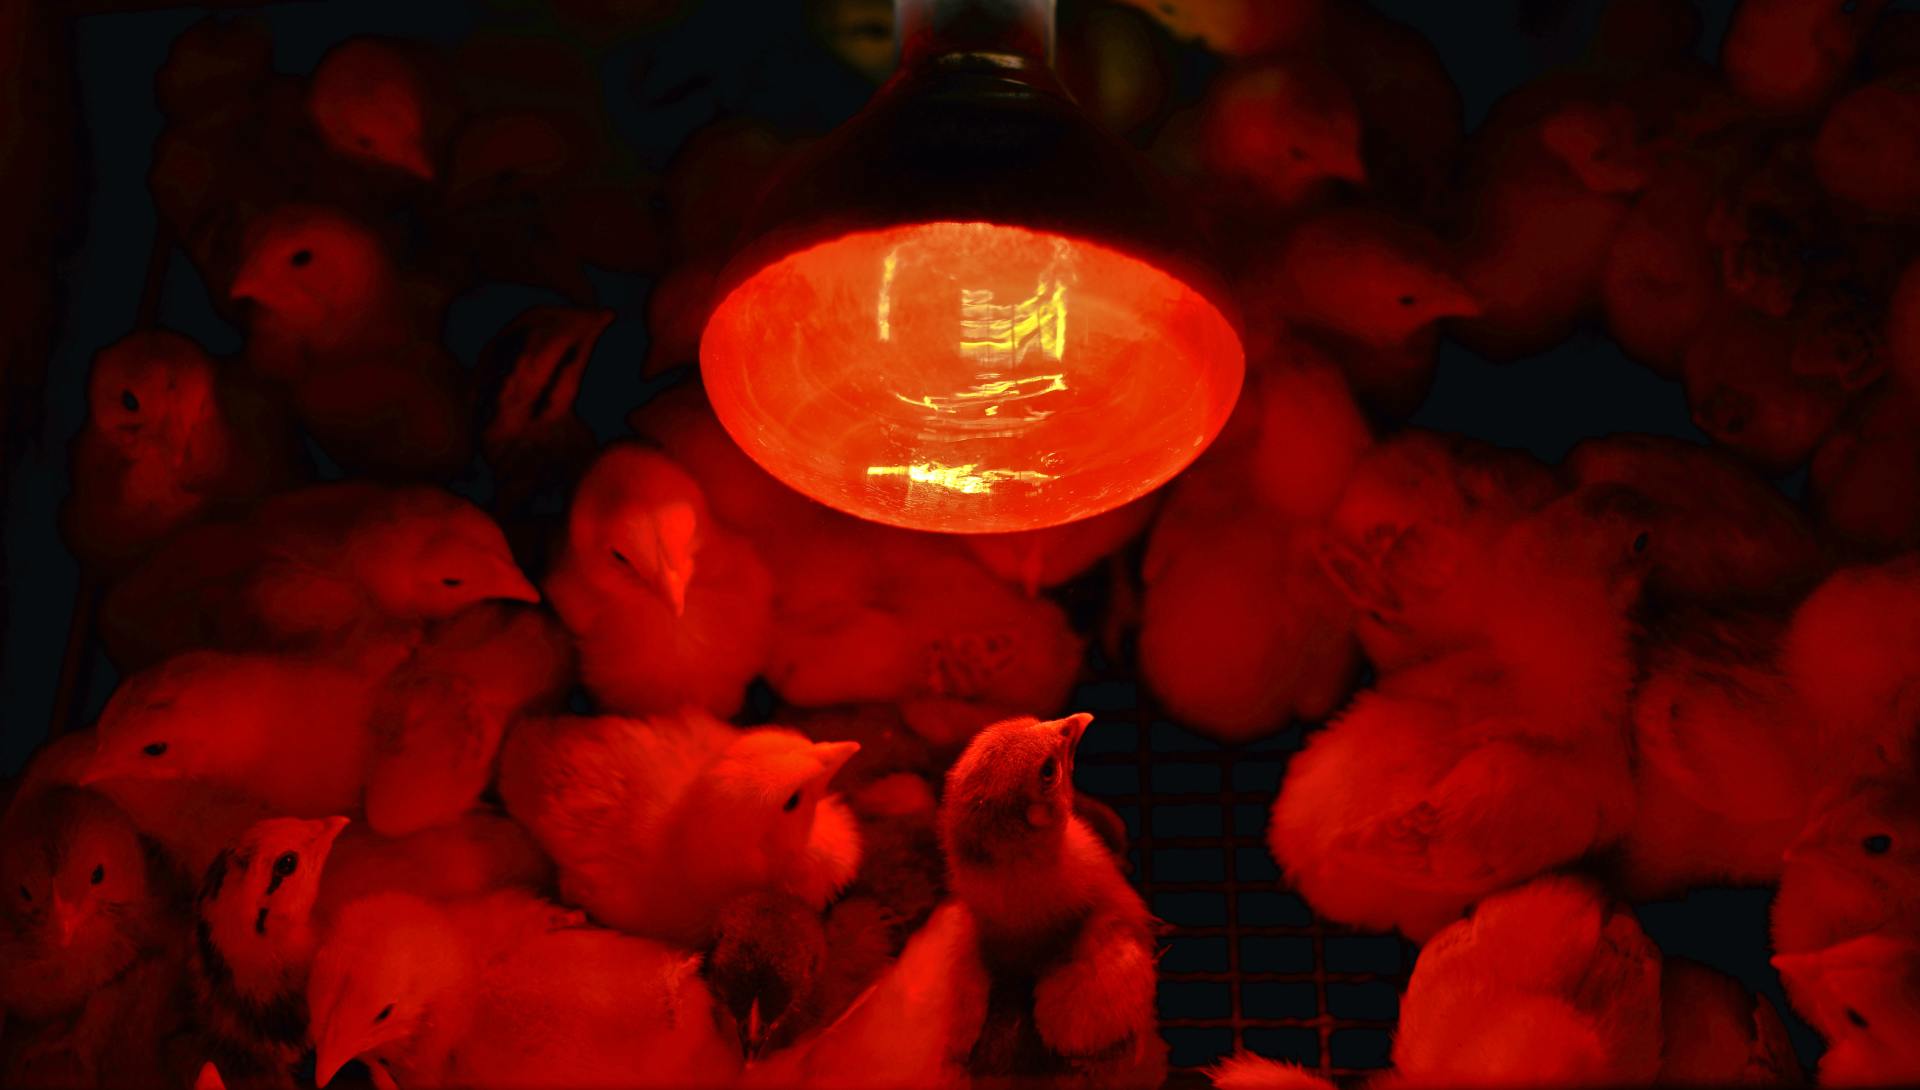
[1778,778,1920,944]
[1772,933,1920,1057]
[1496,482,1658,605]
[229,205,389,332]
[360,496,540,618]
[689,729,861,869]
[704,889,827,1058]
[0,787,156,956]
[309,892,463,1087]
[1203,59,1365,201]
[198,816,350,977]
[306,38,434,180]
[87,331,217,452]
[939,712,1094,867]
[82,652,280,788]
[1281,209,1481,348]
[568,444,711,616]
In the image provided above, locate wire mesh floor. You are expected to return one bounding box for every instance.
[1068,669,1414,1083]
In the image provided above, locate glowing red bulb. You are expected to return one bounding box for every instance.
[701,221,1244,533]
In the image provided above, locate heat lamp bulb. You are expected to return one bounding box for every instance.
[698,0,1245,534]
[702,222,1242,534]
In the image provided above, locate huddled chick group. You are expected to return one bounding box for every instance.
[8,0,1920,1088]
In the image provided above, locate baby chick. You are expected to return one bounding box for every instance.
[1393,877,1663,1087]
[1722,0,1889,115]
[190,816,350,1080]
[1601,160,1724,377]
[474,306,612,517]
[1773,775,1920,960]
[1810,384,1920,554]
[1617,607,1816,897]
[101,482,536,669]
[498,709,862,946]
[1772,933,1920,1086]
[1251,207,1480,351]
[1780,556,1920,774]
[1684,305,1848,474]
[308,890,740,1089]
[80,650,381,819]
[1199,57,1364,210]
[62,330,303,576]
[1274,486,1652,939]
[1657,957,1802,1085]
[362,603,572,837]
[1565,433,1822,607]
[192,813,551,1082]
[941,714,1166,1090]
[545,442,773,718]
[305,37,448,181]
[1317,429,1563,672]
[0,787,182,1024]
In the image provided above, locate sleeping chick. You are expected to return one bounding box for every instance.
[499,709,862,946]
[1392,877,1663,1087]
[941,714,1166,1090]
[0,787,181,1023]
[1273,486,1652,939]
[1657,957,1802,1085]
[308,890,740,1089]
[362,603,572,837]
[544,442,773,718]
[1772,933,1920,1086]
[101,482,536,669]
[1617,608,1816,897]
[1317,429,1563,673]
[79,650,381,819]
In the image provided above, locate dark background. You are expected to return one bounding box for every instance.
[3,0,1825,1074]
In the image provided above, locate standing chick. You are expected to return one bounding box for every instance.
[545,443,773,718]
[940,714,1166,1090]
[307,890,740,1089]
[1392,877,1663,1087]
[498,709,862,946]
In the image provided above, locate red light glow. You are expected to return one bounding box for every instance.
[701,222,1245,533]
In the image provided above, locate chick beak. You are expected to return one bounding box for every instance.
[314,816,351,857]
[229,264,265,305]
[394,141,436,182]
[812,741,861,782]
[1429,277,1484,321]
[52,894,82,948]
[313,1034,356,1089]
[1057,712,1094,754]
[487,560,542,604]
[741,998,765,1057]
[1018,540,1046,599]
[1771,951,1817,976]
[658,562,691,618]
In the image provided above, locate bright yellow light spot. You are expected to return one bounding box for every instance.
[877,246,898,342]
[892,373,1069,415]
[866,461,1058,494]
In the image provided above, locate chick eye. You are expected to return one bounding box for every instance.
[1397,295,1416,307]
[440,577,463,588]
[1632,531,1650,554]
[1863,833,1893,855]
[1039,756,1058,785]
[18,885,29,902]
[374,1003,394,1024]
[273,852,299,877]
[120,390,139,412]
[1288,146,1307,162]
[290,249,313,268]
[142,742,168,757]
[783,790,802,812]
[610,548,632,567]
[90,864,105,885]
[1846,1006,1869,1028]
